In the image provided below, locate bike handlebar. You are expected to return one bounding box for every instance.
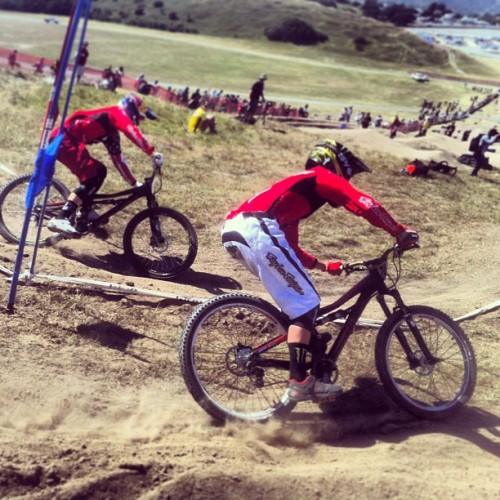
[152,152,164,172]
[342,243,419,275]
[141,153,165,190]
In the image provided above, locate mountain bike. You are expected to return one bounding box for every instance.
[0,154,198,280]
[179,244,476,422]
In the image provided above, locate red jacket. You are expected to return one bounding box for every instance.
[53,106,154,185]
[226,166,406,269]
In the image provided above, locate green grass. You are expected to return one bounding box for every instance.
[1,71,498,259]
[1,11,496,118]
[84,0,491,72]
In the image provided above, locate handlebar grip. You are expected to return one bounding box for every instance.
[152,152,164,168]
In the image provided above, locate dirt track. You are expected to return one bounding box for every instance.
[0,122,499,499]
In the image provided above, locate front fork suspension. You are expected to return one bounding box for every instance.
[377,292,439,367]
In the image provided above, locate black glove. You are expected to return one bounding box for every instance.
[396,229,419,249]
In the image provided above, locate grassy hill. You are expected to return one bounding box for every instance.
[0,0,489,71]
[90,0,469,68]
[1,10,497,121]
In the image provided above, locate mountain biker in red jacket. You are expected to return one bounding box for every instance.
[221,139,419,402]
[48,93,160,237]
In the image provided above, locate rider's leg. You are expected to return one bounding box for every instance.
[471,151,483,176]
[74,166,107,214]
[58,166,107,220]
[222,214,341,401]
[49,145,107,235]
[287,316,342,401]
[288,323,312,382]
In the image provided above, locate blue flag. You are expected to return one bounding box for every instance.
[25,132,64,208]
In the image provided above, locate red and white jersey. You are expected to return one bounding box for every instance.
[53,106,154,184]
[226,166,406,269]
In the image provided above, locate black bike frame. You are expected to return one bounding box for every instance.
[252,251,436,372]
[79,177,158,229]
[252,270,386,366]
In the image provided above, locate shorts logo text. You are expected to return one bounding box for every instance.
[266,252,304,295]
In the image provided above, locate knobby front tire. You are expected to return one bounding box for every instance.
[179,294,295,422]
[375,305,476,419]
[123,207,198,280]
[0,174,69,246]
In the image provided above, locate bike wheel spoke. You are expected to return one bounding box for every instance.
[181,296,292,421]
[124,207,197,279]
[382,312,475,414]
[0,174,68,246]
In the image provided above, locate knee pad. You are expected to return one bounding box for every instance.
[75,166,107,204]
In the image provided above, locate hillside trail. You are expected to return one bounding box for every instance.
[0,129,499,499]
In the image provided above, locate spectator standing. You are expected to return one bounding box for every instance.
[33,57,45,75]
[245,74,267,123]
[8,49,20,68]
[444,121,456,137]
[389,115,401,139]
[416,115,432,137]
[188,88,202,109]
[150,80,160,96]
[114,66,125,88]
[471,128,498,177]
[361,112,372,129]
[75,41,89,84]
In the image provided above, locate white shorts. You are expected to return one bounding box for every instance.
[222,213,320,320]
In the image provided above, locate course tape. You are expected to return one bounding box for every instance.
[1,264,498,322]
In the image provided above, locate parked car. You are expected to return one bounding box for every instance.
[411,72,430,83]
[44,17,59,24]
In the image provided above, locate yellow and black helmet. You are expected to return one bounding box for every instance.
[305,139,372,180]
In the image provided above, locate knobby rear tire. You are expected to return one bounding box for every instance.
[179,293,295,422]
[0,174,69,246]
[375,305,476,419]
[123,206,198,280]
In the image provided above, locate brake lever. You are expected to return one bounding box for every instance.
[342,262,365,275]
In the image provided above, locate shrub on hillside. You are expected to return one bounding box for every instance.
[354,36,370,51]
[305,0,338,7]
[265,19,328,46]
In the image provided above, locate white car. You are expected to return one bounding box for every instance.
[44,17,59,24]
[411,72,430,83]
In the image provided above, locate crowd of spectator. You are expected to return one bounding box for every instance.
[4,48,498,137]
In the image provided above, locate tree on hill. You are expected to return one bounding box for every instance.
[362,0,417,26]
[421,2,452,20]
[362,0,382,20]
[265,18,328,45]
[0,0,71,14]
[382,4,418,26]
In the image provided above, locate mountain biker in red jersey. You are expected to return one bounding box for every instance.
[48,93,161,237]
[221,139,419,402]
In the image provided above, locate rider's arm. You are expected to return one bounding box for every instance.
[317,172,407,237]
[101,130,138,186]
[109,108,155,156]
[284,224,343,273]
[110,152,138,186]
